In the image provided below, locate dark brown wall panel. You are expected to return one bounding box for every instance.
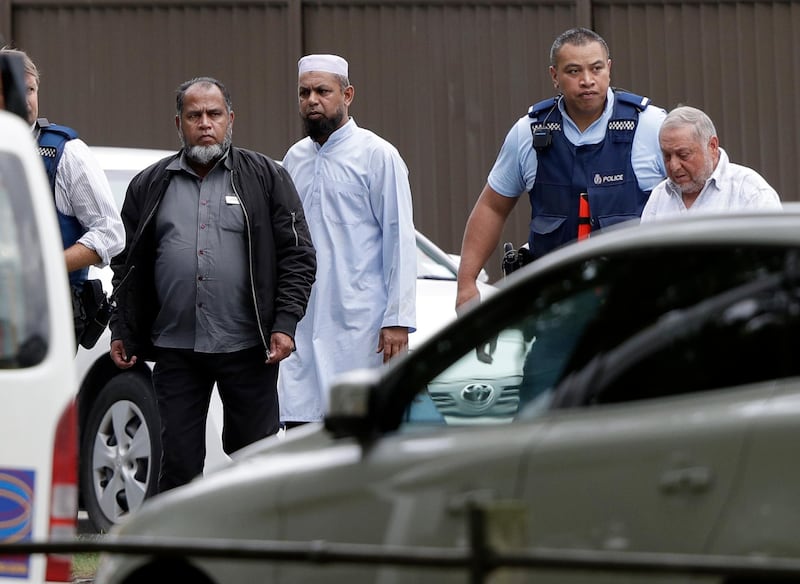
[301,1,576,269]
[13,2,296,157]
[596,0,800,216]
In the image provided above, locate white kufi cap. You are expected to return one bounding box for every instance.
[298,54,349,78]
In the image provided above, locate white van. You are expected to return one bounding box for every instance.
[0,110,79,582]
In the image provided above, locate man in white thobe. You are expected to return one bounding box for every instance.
[278,54,417,424]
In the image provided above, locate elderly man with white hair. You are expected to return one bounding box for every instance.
[277,54,417,426]
[641,105,781,221]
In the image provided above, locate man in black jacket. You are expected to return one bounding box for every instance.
[109,77,316,492]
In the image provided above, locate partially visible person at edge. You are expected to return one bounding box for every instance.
[641,105,782,221]
[0,48,27,118]
[455,27,666,310]
[0,47,124,342]
[109,77,316,492]
[277,54,416,426]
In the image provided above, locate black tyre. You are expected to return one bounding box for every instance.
[80,371,162,532]
[122,559,216,584]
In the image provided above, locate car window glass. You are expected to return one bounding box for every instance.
[0,153,49,367]
[402,245,800,428]
[103,169,135,209]
[404,262,610,427]
[566,247,800,406]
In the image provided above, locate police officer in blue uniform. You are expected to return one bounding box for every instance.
[456,27,666,309]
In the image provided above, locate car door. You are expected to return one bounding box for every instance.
[706,379,800,559]
[522,389,762,555]
[276,421,539,584]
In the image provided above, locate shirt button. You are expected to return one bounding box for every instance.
[198,250,204,256]
[198,276,204,281]
[200,224,206,230]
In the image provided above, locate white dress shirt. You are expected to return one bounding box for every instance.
[54,138,124,266]
[641,148,782,222]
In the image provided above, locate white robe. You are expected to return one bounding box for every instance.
[278,118,417,422]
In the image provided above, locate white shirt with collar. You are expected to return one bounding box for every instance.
[641,148,782,222]
[53,138,124,266]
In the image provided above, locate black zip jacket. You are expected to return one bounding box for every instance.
[109,148,316,361]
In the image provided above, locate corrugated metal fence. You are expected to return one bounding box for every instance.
[2,0,798,280]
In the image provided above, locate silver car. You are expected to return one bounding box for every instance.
[97,209,800,584]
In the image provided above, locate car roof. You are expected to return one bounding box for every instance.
[90,145,176,170]
[508,210,800,282]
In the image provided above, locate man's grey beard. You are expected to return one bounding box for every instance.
[179,124,233,165]
[671,154,716,196]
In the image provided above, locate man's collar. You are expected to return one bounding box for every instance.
[557,88,613,133]
[314,117,355,150]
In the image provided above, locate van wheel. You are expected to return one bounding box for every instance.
[80,372,162,532]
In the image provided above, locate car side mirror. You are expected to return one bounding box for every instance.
[324,368,382,440]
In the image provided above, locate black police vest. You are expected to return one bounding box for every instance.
[526,91,652,260]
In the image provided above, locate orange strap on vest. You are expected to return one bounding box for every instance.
[578,192,591,240]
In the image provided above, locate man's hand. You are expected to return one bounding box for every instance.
[377,326,409,363]
[456,281,481,314]
[266,332,294,364]
[110,339,137,369]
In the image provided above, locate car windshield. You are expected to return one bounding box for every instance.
[403,244,800,428]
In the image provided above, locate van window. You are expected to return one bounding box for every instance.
[0,152,49,367]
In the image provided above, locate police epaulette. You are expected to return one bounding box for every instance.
[37,119,78,140]
[613,90,651,111]
[528,97,558,119]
